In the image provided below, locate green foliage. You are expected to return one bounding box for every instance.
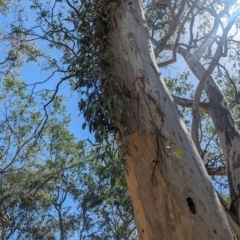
[26,0,128,147]
[0,0,7,15]
[0,1,138,238]
[0,77,76,237]
[0,78,136,239]
[145,0,172,37]
[222,195,231,208]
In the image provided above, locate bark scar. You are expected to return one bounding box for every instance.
[167,195,174,220]
[137,93,144,135]
[186,197,196,214]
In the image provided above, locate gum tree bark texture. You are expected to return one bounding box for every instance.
[105,0,240,239]
[178,47,240,220]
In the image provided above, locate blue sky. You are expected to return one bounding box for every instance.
[21,61,90,140]
[0,0,92,141]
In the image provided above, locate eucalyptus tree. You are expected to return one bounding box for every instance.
[5,0,240,239]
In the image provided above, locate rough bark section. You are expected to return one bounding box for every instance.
[107,0,237,239]
[178,47,240,219]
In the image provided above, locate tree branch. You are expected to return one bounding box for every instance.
[206,166,226,176]
[172,95,210,114]
[191,7,240,155]
[153,0,186,56]
[157,1,196,67]
[194,7,225,59]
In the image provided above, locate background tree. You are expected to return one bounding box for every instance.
[0,77,136,239]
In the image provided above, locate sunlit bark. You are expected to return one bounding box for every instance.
[105,0,240,239]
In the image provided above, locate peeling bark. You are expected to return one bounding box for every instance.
[105,0,239,239]
[178,46,240,220]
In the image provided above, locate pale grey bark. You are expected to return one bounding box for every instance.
[177,45,240,220]
[190,7,240,157]
[107,0,239,239]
